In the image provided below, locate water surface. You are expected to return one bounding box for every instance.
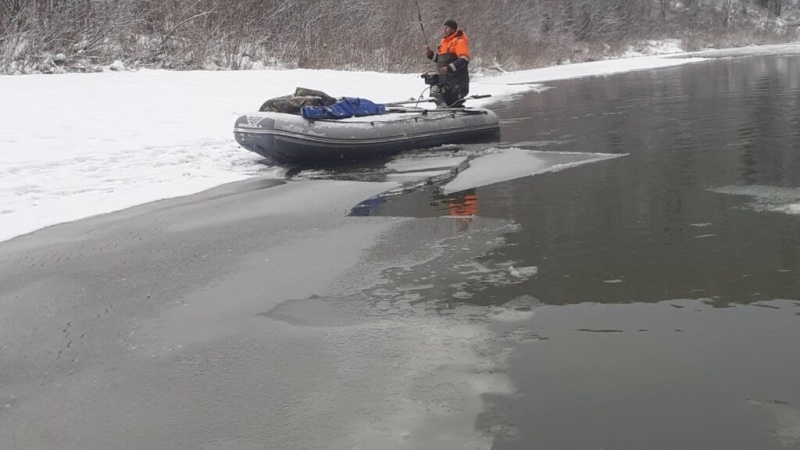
[348,55,800,449]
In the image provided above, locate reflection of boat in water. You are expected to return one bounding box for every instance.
[233,107,500,165]
[351,186,479,231]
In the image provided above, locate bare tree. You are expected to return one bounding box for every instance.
[2,0,800,75]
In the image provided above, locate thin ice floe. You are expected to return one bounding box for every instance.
[442,148,625,194]
[709,185,800,216]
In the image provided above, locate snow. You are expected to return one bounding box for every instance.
[486,55,704,85]
[620,39,685,58]
[0,52,711,243]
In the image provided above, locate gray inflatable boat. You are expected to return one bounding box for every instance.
[233,107,500,165]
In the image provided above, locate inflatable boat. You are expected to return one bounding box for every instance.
[233,106,500,165]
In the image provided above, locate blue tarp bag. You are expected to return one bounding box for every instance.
[348,98,386,117]
[301,97,386,120]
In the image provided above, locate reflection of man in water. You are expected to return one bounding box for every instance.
[447,190,478,232]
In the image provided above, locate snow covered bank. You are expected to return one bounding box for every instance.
[0,55,705,243]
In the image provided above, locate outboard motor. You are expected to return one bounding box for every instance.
[422,71,450,86]
[421,71,461,108]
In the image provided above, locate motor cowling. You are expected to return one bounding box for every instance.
[422,71,453,86]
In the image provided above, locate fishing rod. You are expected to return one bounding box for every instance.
[413,0,430,50]
[385,94,492,107]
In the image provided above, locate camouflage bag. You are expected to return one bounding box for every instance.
[294,87,335,105]
[258,87,337,114]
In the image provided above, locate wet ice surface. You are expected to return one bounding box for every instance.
[258,216,538,449]
[385,155,469,172]
[293,145,625,215]
[0,173,561,450]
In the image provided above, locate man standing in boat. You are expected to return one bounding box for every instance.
[425,19,470,108]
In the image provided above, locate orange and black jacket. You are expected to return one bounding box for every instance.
[427,30,470,87]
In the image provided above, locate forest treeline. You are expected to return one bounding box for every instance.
[1,0,799,75]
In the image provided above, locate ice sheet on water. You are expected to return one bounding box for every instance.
[489,56,705,86]
[385,170,452,183]
[508,265,538,278]
[442,148,625,194]
[709,185,800,216]
[484,295,541,322]
[746,399,800,447]
[686,43,800,59]
[507,139,575,148]
[385,155,469,173]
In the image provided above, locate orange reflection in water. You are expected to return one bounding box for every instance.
[446,191,478,232]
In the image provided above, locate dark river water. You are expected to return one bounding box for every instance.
[334,55,800,449]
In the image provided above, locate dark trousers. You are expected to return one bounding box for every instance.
[435,81,469,108]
